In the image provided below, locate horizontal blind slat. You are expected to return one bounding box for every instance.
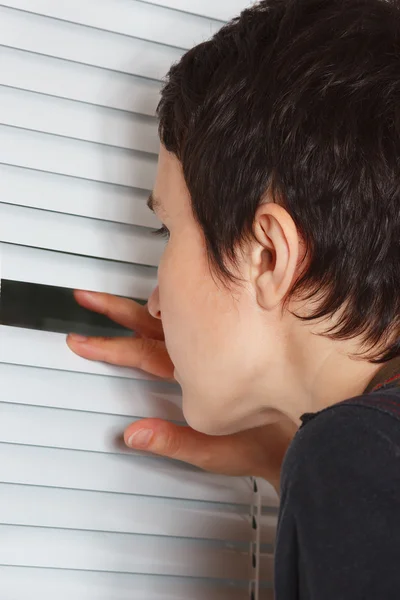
[0,326,155,380]
[0,203,163,266]
[0,483,274,543]
[140,0,251,21]
[0,85,159,154]
[0,46,161,116]
[0,6,183,80]
[0,402,162,455]
[0,243,158,297]
[0,566,258,600]
[0,164,159,228]
[0,443,257,504]
[0,125,157,188]
[0,524,266,580]
[0,0,221,49]
[0,363,182,419]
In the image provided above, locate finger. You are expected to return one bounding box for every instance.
[66,334,174,379]
[124,418,262,477]
[74,290,164,340]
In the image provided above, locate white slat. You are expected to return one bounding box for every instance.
[0,483,269,543]
[0,164,159,228]
[0,363,182,419]
[0,6,183,80]
[0,443,256,504]
[0,85,159,154]
[142,0,253,21]
[0,204,163,266]
[0,46,161,116]
[0,326,155,380]
[0,126,157,189]
[0,524,265,580]
[0,243,157,297]
[1,0,221,49]
[0,567,258,600]
[0,402,158,455]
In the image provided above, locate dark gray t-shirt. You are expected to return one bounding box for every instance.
[274,365,400,599]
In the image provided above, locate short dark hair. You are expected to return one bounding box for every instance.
[157,0,400,362]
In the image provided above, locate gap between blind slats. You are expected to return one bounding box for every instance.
[139,0,251,21]
[0,86,160,155]
[0,203,163,266]
[0,6,183,80]
[0,483,276,544]
[0,46,161,117]
[0,126,156,188]
[0,566,262,600]
[0,443,260,505]
[0,523,273,580]
[0,243,157,297]
[0,0,221,50]
[0,164,159,228]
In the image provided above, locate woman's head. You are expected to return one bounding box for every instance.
[148,146,302,434]
[148,0,400,433]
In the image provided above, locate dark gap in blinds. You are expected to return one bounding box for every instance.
[0,280,144,336]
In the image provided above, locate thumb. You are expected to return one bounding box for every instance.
[123,418,266,478]
[124,418,214,470]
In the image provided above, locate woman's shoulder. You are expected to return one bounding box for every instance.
[281,390,400,498]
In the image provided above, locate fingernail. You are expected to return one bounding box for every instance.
[127,429,153,448]
[68,334,88,343]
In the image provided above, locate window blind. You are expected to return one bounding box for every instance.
[0,1,277,598]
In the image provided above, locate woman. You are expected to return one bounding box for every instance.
[68,0,400,597]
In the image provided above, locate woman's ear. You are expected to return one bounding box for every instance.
[250,203,300,310]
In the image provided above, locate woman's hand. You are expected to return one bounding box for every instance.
[67,291,297,491]
[67,291,174,379]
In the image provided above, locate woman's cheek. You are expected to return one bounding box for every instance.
[157,242,180,320]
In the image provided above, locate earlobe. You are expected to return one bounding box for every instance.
[252,204,299,311]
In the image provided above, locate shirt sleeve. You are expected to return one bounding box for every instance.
[277,402,400,600]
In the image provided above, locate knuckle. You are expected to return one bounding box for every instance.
[137,337,158,367]
[101,338,128,365]
[198,446,217,471]
[162,432,181,458]
[152,426,182,459]
[100,296,115,320]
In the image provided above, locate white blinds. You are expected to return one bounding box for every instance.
[0,1,277,598]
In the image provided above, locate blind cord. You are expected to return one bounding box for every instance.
[249,476,262,600]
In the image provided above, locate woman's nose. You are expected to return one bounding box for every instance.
[147,286,162,320]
